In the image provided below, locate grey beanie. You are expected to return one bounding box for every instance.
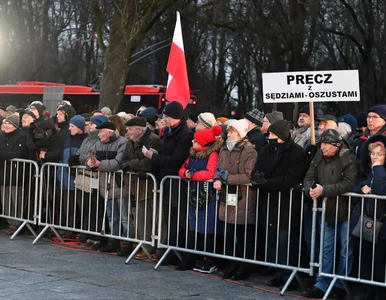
[265,111,284,124]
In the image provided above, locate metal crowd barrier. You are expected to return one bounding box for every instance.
[32,163,158,264]
[0,159,39,239]
[155,175,316,295]
[318,193,386,300]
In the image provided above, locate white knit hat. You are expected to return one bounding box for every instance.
[227,119,249,139]
[197,112,216,128]
[338,122,352,139]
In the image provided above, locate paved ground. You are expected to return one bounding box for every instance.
[0,233,296,299]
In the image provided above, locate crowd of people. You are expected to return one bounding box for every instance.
[0,100,385,299]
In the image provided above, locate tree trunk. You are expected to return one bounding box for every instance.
[99,12,131,112]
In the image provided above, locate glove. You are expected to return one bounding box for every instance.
[251,171,267,186]
[29,123,36,132]
[68,155,80,167]
[137,171,147,179]
[121,161,132,172]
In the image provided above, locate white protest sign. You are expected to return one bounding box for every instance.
[262,70,360,103]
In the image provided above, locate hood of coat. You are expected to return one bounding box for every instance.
[189,136,223,159]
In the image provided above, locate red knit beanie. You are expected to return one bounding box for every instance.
[194,125,222,147]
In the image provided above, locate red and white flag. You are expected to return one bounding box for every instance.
[166,11,190,108]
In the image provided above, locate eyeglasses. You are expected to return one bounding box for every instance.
[370,152,385,157]
[367,115,381,120]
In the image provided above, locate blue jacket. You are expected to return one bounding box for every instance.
[57,132,87,190]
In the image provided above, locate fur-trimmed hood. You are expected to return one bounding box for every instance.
[190,136,223,159]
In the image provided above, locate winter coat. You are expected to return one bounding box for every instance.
[77,130,99,165]
[247,127,267,154]
[294,125,319,150]
[26,117,55,152]
[87,131,128,199]
[253,139,310,230]
[57,132,87,190]
[0,128,28,186]
[214,138,258,225]
[179,137,222,233]
[303,142,357,225]
[354,125,386,182]
[124,128,161,201]
[43,121,69,163]
[151,118,193,207]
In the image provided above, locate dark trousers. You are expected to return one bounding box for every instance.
[223,222,255,259]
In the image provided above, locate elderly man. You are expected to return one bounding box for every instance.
[0,115,28,235]
[317,114,338,135]
[261,111,283,135]
[86,121,132,256]
[122,117,161,258]
[302,129,357,299]
[143,101,193,248]
[294,104,322,150]
[195,112,216,131]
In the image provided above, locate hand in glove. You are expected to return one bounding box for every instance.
[251,171,267,186]
[219,169,229,182]
[121,161,132,172]
[68,155,80,167]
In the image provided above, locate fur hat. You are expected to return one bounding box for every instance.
[245,109,264,127]
[197,112,216,128]
[69,115,85,131]
[268,120,290,141]
[194,125,222,147]
[227,119,249,139]
[163,101,184,120]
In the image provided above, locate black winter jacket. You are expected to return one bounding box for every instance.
[247,127,267,154]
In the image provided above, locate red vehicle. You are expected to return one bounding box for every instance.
[0,81,197,114]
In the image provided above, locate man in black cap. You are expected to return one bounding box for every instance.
[251,120,310,289]
[302,129,357,299]
[244,108,267,153]
[143,101,193,249]
[122,117,161,258]
[317,114,338,135]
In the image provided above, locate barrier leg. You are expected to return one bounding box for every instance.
[32,225,49,244]
[125,242,143,264]
[10,221,28,240]
[280,269,296,296]
[154,248,172,270]
[51,227,65,243]
[25,223,38,238]
[322,277,337,300]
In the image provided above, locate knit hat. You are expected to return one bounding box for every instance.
[197,112,216,128]
[70,115,85,131]
[139,107,158,118]
[338,114,357,133]
[6,105,17,112]
[216,117,229,124]
[90,115,108,126]
[188,114,198,123]
[5,114,20,128]
[96,121,116,131]
[318,129,343,148]
[194,125,222,147]
[268,120,290,141]
[125,117,147,127]
[244,109,264,127]
[58,105,76,121]
[369,105,386,120]
[265,111,283,124]
[20,110,36,120]
[162,101,184,120]
[101,107,112,115]
[299,104,323,119]
[81,113,92,121]
[227,119,249,139]
[57,100,72,108]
